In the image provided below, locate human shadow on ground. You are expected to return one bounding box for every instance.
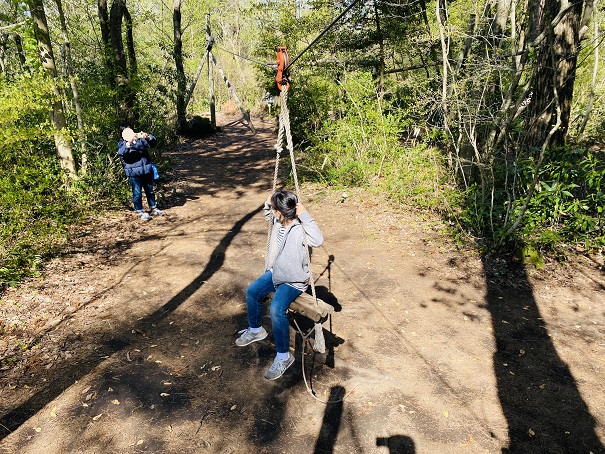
[249,358,349,449]
[482,253,604,453]
[375,435,416,453]
[0,205,262,440]
[246,329,308,445]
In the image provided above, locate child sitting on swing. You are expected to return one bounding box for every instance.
[236,189,324,380]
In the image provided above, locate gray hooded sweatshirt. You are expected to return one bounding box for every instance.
[264,203,324,289]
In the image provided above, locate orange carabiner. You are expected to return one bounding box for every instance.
[276,46,291,91]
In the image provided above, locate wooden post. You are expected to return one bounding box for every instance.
[206,13,215,128]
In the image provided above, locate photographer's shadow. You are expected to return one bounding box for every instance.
[376,435,415,454]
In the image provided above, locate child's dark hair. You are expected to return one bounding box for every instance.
[271,190,298,221]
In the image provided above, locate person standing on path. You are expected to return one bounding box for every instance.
[236,190,324,380]
[117,125,163,221]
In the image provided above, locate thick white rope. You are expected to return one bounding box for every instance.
[278,87,326,353]
[265,104,286,270]
[268,86,352,403]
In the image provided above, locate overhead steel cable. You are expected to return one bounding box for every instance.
[211,0,364,73]
[213,45,276,69]
[287,0,364,69]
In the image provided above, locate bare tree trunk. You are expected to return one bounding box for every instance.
[578,0,598,134]
[525,0,587,146]
[484,0,533,153]
[173,0,187,132]
[0,32,6,77]
[109,1,127,81]
[27,0,77,181]
[436,0,449,110]
[372,0,385,95]
[123,6,137,77]
[110,0,135,123]
[206,14,215,128]
[490,0,513,38]
[98,0,110,44]
[12,33,27,71]
[418,0,441,77]
[98,0,111,69]
[455,14,476,73]
[55,0,87,175]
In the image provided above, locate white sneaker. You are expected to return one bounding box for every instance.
[264,355,295,380]
[137,211,152,221]
[235,327,268,346]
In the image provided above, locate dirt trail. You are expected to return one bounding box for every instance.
[1,114,604,453]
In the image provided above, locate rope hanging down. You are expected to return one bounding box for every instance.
[271,46,324,346]
[271,84,330,400]
[270,46,350,404]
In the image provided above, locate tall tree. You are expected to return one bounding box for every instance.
[109,0,135,123]
[12,32,27,71]
[173,0,187,131]
[0,31,6,76]
[54,0,86,174]
[0,5,29,78]
[525,0,592,146]
[27,0,77,180]
[123,5,136,77]
[98,0,111,71]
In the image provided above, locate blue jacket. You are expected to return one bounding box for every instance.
[117,134,157,177]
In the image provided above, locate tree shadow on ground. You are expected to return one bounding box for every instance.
[314,386,345,453]
[482,252,604,453]
[0,205,262,440]
[0,117,349,451]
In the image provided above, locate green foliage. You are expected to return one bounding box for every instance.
[134,67,178,142]
[459,147,605,254]
[518,148,605,251]
[286,73,338,142]
[296,72,450,208]
[2,0,602,287]
[519,243,545,269]
[0,156,83,286]
[0,2,183,287]
[0,74,52,147]
[0,74,110,285]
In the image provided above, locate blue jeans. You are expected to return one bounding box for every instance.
[246,270,301,353]
[128,174,156,212]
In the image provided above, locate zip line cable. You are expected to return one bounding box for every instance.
[287,0,363,69]
[211,0,363,72]
[213,45,276,69]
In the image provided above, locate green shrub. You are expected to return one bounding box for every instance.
[0,75,83,286]
[297,72,451,208]
[460,146,605,254]
[519,148,604,251]
[0,154,83,286]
